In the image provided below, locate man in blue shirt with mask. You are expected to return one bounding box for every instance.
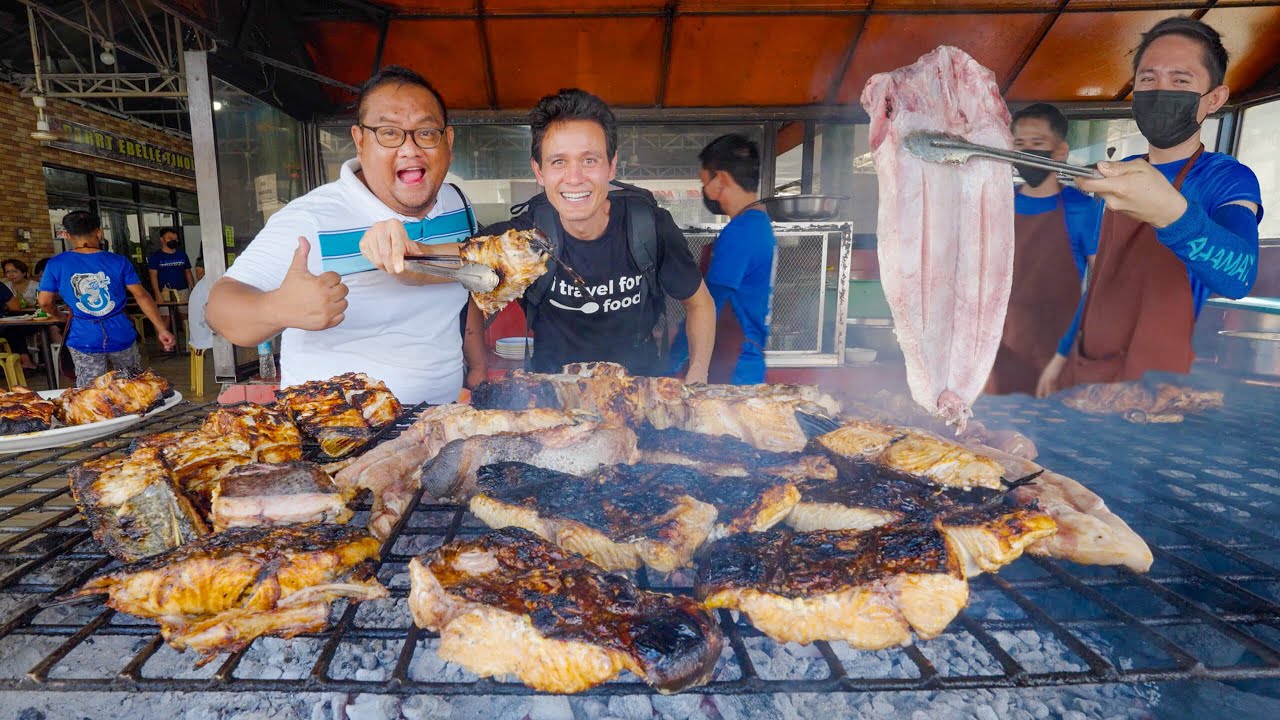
[670,134,776,384]
[1038,17,1262,396]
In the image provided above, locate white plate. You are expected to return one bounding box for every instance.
[0,390,184,454]
[495,337,532,347]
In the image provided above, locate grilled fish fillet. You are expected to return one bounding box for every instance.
[55,369,172,425]
[978,444,1153,572]
[0,386,56,435]
[844,391,1040,461]
[470,462,717,573]
[210,461,353,531]
[68,447,208,562]
[937,505,1058,578]
[635,425,836,482]
[460,229,552,315]
[408,527,722,693]
[335,405,590,539]
[275,373,401,458]
[695,526,969,648]
[421,422,638,501]
[66,524,387,665]
[811,420,1004,489]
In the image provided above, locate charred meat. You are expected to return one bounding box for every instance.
[68,447,208,562]
[65,524,387,666]
[275,373,401,458]
[635,425,835,481]
[421,422,638,501]
[408,527,722,693]
[55,369,172,425]
[0,387,56,435]
[1060,380,1224,423]
[809,419,1005,490]
[459,228,552,315]
[209,461,353,531]
[470,462,717,573]
[695,526,969,648]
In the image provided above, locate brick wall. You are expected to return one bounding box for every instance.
[0,82,196,265]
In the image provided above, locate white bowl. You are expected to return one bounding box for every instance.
[846,347,877,363]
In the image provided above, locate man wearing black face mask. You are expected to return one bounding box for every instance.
[987,104,1102,396]
[1037,17,1263,397]
[147,227,194,346]
[669,134,776,384]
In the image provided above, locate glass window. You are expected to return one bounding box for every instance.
[95,177,134,201]
[615,124,764,227]
[177,192,199,212]
[43,167,88,196]
[448,125,536,228]
[46,196,83,254]
[319,126,357,185]
[140,184,172,207]
[810,123,875,232]
[1237,100,1279,240]
[142,210,178,253]
[1066,117,1220,166]
[98,205,141,259]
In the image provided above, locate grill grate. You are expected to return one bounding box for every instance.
[1,386,1279,696]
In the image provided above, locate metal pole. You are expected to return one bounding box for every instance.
[185,50,237,386]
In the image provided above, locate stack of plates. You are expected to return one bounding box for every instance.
[494,336,533,360]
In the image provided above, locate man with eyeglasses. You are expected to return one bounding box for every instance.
[209,65,487,404]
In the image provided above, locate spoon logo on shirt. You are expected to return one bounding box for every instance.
[70,272,116,317]
[548,274,645,315]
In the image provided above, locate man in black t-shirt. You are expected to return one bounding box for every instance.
[483,89,716,380]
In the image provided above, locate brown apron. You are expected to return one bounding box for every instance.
[1059,145,1203,389]
[699,244,747,384]
[987,195,1082,395]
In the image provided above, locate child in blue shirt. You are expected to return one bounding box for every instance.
[38,211,176,387]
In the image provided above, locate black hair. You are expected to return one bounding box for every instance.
[1010,103,1069,142]
[2,259,28,276]
[356,65,449,126]
[62,210,101,237]
[699,134,761,193]
[33,258,48,276]
[158,227,178,239]
[529,88,618,164]
[1133,17,1229,88]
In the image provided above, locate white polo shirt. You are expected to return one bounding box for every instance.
[224,159,473,404]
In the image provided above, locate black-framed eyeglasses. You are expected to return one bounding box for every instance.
[359,125,446,150]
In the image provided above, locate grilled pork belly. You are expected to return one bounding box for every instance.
[209,462,352,531]
[635,425,836,481]
[810,419,1005,489]
[334,405,591,539]
[0,387,56,435]
[470,462,717,573]
[55,369,172,426]
[68,447,208,562]
[67,524,386,666]
[460,229,552,315]
[421,422,638,501]
[275,373,401,458]
[696,526,969,648]
[408,527,722,693]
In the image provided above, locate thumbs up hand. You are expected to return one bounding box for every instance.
[277,237,348,330]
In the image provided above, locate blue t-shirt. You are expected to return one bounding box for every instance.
[1013,186,1103,278]
[670,209,776,384]
[147,249,192,290]
[39,250,140,353]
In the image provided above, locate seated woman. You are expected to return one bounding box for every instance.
[0,282,35,370]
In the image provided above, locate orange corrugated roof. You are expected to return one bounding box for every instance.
[297,0,1280,112]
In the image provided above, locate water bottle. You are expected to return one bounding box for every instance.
[257,339,276,381]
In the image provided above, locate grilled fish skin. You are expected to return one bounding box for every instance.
[695,526,969,647]
[421,422,638,501]
[55,369,172,425]
[275,373,401,458]
[0,386,56,435]
[210,461,353,531]
[66,524,387,665]
[408,527,723,693]
[460,229,552,315]
[811,420,1005,489]
[635,425,835,482]
[68,447,208,562]
[470,462,717,573]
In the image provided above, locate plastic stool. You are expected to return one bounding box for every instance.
[189,347,206,397]
[0,339,10,354]
[0,353,26,388]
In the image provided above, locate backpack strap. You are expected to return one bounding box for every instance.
[448,182,479,235]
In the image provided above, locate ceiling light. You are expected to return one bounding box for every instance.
[212,100,223,111]
[99,42,116,66]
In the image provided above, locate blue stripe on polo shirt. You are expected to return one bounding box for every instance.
[319,208,474,275]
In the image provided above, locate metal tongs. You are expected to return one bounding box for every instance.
[402,255,500,293]
[904,131,1100,179]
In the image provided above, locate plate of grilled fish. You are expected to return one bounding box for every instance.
[0,370,182,453]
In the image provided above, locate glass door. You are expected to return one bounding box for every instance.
[98,205,142,260]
